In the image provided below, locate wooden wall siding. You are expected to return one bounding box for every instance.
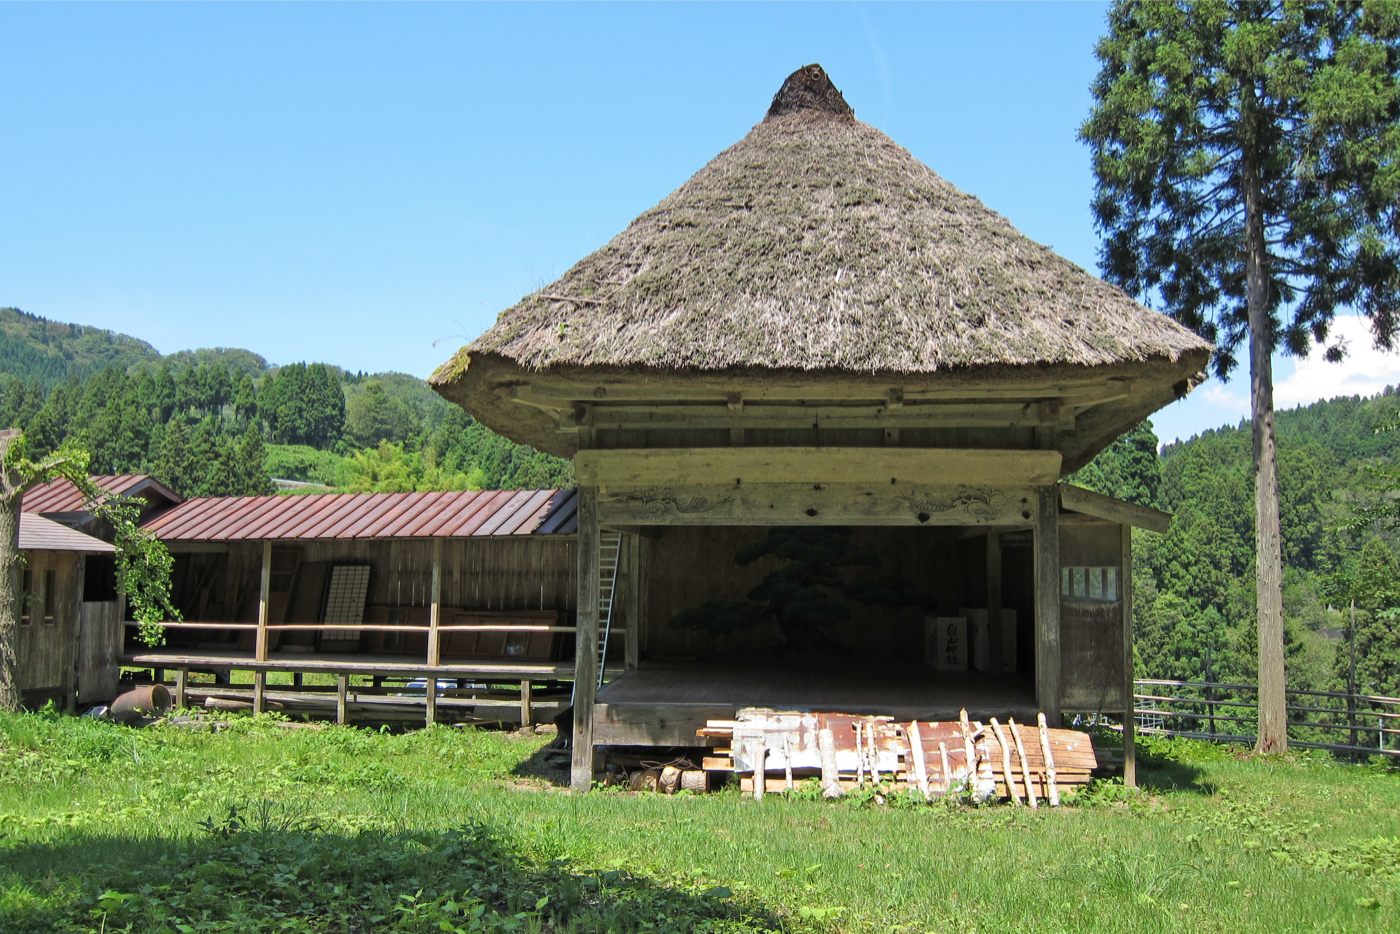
[1058,520,1127,710]
[76,600,121,704]
[169,538,576,622]
[642,526,1020,661]
[15,551,81,701]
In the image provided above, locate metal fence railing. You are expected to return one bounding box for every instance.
[1134,678,1400,758]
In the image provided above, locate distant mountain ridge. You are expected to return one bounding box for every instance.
[1,307,162,387]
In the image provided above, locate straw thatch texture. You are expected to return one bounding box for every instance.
[434,65,1209,384]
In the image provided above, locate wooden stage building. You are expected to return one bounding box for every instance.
[430,65,1213,790]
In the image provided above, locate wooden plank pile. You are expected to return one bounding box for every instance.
[698,707,1097,806]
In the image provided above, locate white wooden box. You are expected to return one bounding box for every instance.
[925,616,968,671]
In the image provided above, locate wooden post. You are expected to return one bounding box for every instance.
[175,667,187,710]
[624,534,641,671]
[571,486,600,792]
[428,539,442,668]
[1121,523,1136,788]
[425,678,436,726]
[255,541,271,662]
[1034,486,1061,726]
[253,671,265,715]
[520,679,532,726]
[986,530,1003,674]
[336,673,348,725]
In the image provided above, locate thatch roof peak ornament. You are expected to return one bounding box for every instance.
[765,64,854,122]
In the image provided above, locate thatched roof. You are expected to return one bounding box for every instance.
[434,64,1210,383]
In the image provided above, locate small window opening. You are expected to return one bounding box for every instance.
[42,569,57,624]
[19,570,32,625]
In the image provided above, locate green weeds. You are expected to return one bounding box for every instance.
[0,711,1396,932]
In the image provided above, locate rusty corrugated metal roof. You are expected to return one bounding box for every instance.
[21,474,182,515]
[141,489,578,542]
[19,513,115,553]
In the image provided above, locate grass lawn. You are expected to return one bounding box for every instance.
[0,711,1395,932]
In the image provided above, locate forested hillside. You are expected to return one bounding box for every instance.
[0,309,573,497]
[0,307,160,386]
[1073,388,1400,700]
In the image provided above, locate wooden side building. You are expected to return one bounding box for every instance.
[132,489,590,724]
[14,512,116,708]
[431,65,1214,790]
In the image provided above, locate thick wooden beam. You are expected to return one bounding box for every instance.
[1034,486,1061,726]
[520,680,532,727]
[574,401,1078,431]
[253,671,266,715]
[598,482,1038,527]
[577,447,1061,488]
[427,538,442,667]
[512,374,1134,406]
[255,540,271,662]
[624,534,641,671]
[336,673,348,725]
[571,486,600,792]
[425,679,437,726]
[986,531,1003,674]
[1122,523,1137,788]
[1059,484,1171,533]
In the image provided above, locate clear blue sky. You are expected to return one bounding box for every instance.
[5,2,1394,444]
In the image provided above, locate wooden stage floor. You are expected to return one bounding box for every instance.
[593,664,1038,747]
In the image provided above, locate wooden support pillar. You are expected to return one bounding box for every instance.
[253,671,266,715]
[425,679,437,726]
[1034,486,1061,726]
[428,538,442,667]
[624,534,641,671]
[520,680,532,726]
[255,540,271,662]
[1122,523,1137,788]
[174,668,187,710]
[572,486,600,792]
[986,530,1003,674]
[336,673,348,725]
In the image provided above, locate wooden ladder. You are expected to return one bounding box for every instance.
[595,531,623,689]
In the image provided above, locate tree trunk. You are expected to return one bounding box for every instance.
[0,430,24,713]
[1243,144,1288,755]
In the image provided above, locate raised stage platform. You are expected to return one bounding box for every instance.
[592,664,1038,747]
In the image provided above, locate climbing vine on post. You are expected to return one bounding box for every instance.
[1,429,179,712]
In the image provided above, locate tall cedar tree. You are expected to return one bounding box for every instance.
[1082,0,1400,753]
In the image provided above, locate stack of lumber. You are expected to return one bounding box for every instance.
[698,707,1097,806]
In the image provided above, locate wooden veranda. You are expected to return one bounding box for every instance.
[129,489,600,726]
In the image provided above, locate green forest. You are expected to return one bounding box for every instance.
[4,306,1397,700]
[0,307,573,497]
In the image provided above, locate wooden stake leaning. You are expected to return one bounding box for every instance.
[854,722,866,786]
[1009,717,1038,809]
[867,719,882,785]
[959,709,977,793]
[753,736,767,802]
[818,727,843,798]
[990,718,1021,805]
[908,722,931,800]
[1037,712,1061,807]
[783,735,794,791]
[938,742,952,796]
